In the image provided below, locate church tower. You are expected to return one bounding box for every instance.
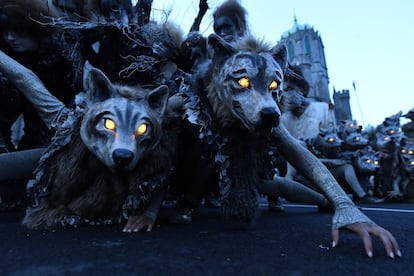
[333,89,353,122]
[278,17,331,103]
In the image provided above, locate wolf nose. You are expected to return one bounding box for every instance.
[260,107,280,127]
[113,149,134,166]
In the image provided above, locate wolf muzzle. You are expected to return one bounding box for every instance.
[260,107,280,128]
[112,149,134,166]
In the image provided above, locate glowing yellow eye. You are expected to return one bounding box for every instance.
[366,159,371,164]
[374,160,379,165]
[349,123,354,128]
[328,137,335,142]
[401,149,407,154]
[269,80,278,90]
[354,136,360,141]
[136,123,147,135]
[389,129,395,134]
[238,77,250,88]
[104,118,116,130]
[411,160,414,166]
[409,150,414,155]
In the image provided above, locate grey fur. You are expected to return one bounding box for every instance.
[184,34,372,228]
[21,68,181,229]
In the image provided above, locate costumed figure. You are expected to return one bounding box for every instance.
[0,49,182,231]
[352,146,381,196]
[307,127,383,203]
[0,0,80,209]
[278,65,333,181]
[371,111,403,200]
[337,119,378,195]
[0,0,80,150]
[172,32,400,258]
[393,137,414,201]
[273,64,333,211]
[392,109,414,201]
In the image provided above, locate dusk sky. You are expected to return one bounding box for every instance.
[150,0,413,128]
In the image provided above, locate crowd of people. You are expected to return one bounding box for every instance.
[272,64,414,209]
[0,1,414,213]
[0,0,199,205]
[0,0,412,211]
[305,112,414,204]
[0,0,405,259]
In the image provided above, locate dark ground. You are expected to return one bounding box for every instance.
[1,200,413,276]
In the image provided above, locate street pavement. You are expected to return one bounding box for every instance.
[1,200,413,275]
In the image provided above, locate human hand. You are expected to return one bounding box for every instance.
[387,190,404,200]
[331,221,401,259]
[122,215,155,233]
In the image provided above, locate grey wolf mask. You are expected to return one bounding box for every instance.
[342,131,369,150]
[279,90,310,117]
[311,128,343,157]
[354,147,380,176]
[399,138,414,175]
[375,111,403,152]
[23,67,180,229]
[204,34,285,134]
[339,119,362,136]
[80,68,168,172]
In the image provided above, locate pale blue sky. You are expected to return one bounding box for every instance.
[150,0,413,128]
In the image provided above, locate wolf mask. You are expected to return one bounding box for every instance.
[80,68,168,172]
[22,67,178,229]
[354,147,380,176]
[205,34,285,134]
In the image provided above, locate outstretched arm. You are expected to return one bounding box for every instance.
[272,124,401,258]
[0,50,66,129]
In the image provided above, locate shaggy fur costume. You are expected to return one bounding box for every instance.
[178,35,285,223]
[23,67,181,229]
[6,64,182,229]
[0,7,187,229]
[177,34,372,229]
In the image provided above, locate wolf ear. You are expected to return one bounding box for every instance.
[318,127,328,137]
[83,63,114,102]
[272,44,288,70]
[147,85,169,117]
[207,33,234,61]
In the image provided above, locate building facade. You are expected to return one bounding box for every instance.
[278,17,353,125]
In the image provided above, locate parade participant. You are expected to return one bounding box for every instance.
[0,0,80,150]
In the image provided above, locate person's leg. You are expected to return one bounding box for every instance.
[333,164,383,203]
[0,148,44,181]
[336,164,366,198]
[261,176,329,207]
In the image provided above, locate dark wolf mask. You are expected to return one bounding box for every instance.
[343,131,369,150]
[22,67,176,229]
[312,128,343,156]
[399,138,414,175]
[375,112,403,152]
[80,68,169,172]
[339,119,362,135]
[354,147,380,176]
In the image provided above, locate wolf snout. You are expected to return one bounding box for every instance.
[112,149,134,166]
[260,107,280,127]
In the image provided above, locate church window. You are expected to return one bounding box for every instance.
[304,36,311,55]
[288,41,295,61]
